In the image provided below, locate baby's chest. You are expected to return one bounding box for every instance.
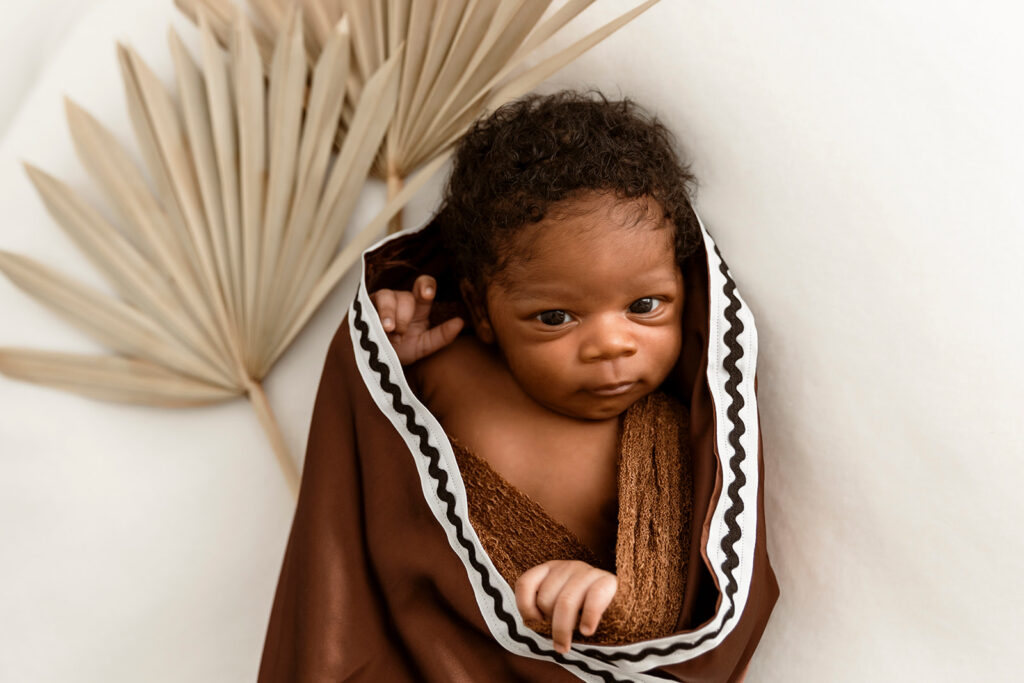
[452,412,621,565]
[411,340,621,562]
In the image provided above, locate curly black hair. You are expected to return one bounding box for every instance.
[435,89,702,295]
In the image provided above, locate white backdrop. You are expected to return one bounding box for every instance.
[1,1,1021,681]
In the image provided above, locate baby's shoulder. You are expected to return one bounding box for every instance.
[407,333,509,417]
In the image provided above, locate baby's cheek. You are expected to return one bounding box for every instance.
[523,353,569,390]
[652,328,683,379]
[503,349,552,389]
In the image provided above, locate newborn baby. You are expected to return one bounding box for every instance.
[258,90,780,682]
[370,91,697,654]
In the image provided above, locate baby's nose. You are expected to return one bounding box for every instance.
[578,316,638,362]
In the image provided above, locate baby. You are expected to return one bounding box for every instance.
[369,91,702,655]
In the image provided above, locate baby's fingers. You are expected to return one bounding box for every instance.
[370,289,398,331]
[392,290,417,334]
[515,563,554,622]
[414,316,464,359]
[578,574,618,636]
[550,581,590,654]
[409,274,438,327]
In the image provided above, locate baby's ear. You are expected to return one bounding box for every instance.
[459,278,496,345]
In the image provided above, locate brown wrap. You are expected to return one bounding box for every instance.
[257,214,780,682]
[452,389,691,645]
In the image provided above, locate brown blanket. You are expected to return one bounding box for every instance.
[256,210,780,682]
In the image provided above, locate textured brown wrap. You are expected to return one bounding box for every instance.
[452,389,691,646]
[257,212,780,682]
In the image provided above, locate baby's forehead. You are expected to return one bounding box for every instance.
[481,191,679,295]
[502,220,675,268]
[493,236,680,299]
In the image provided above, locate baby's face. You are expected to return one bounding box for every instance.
[475,192,684,421]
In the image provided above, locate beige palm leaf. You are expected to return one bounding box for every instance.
[173,0,662,231]
[0,7,444,498]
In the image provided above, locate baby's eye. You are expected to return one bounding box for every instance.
[536,310,571,326]
[629,297,661,314]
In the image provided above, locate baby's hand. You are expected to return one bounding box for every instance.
[369,274,464,366]
[515,560,618,654]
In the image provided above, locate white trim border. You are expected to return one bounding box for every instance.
[346,210,760,679]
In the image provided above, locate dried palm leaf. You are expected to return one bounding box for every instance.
[0,8,426,498]
[173,0,662,231]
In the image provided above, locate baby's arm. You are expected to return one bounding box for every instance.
[369,274,464,365]
[515,560,618,654]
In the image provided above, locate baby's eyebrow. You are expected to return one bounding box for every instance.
[496,275,569,299]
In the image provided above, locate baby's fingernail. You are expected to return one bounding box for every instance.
[424,286,433,297]
[382,317,392,329]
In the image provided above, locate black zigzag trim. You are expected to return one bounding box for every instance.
[352,239,752,671]
[353,289,628,682]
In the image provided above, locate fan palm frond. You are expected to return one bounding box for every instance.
[174,0,662,231]
[0,7,434,498]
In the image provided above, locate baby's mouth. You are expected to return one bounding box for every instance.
[588,381,636,397]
